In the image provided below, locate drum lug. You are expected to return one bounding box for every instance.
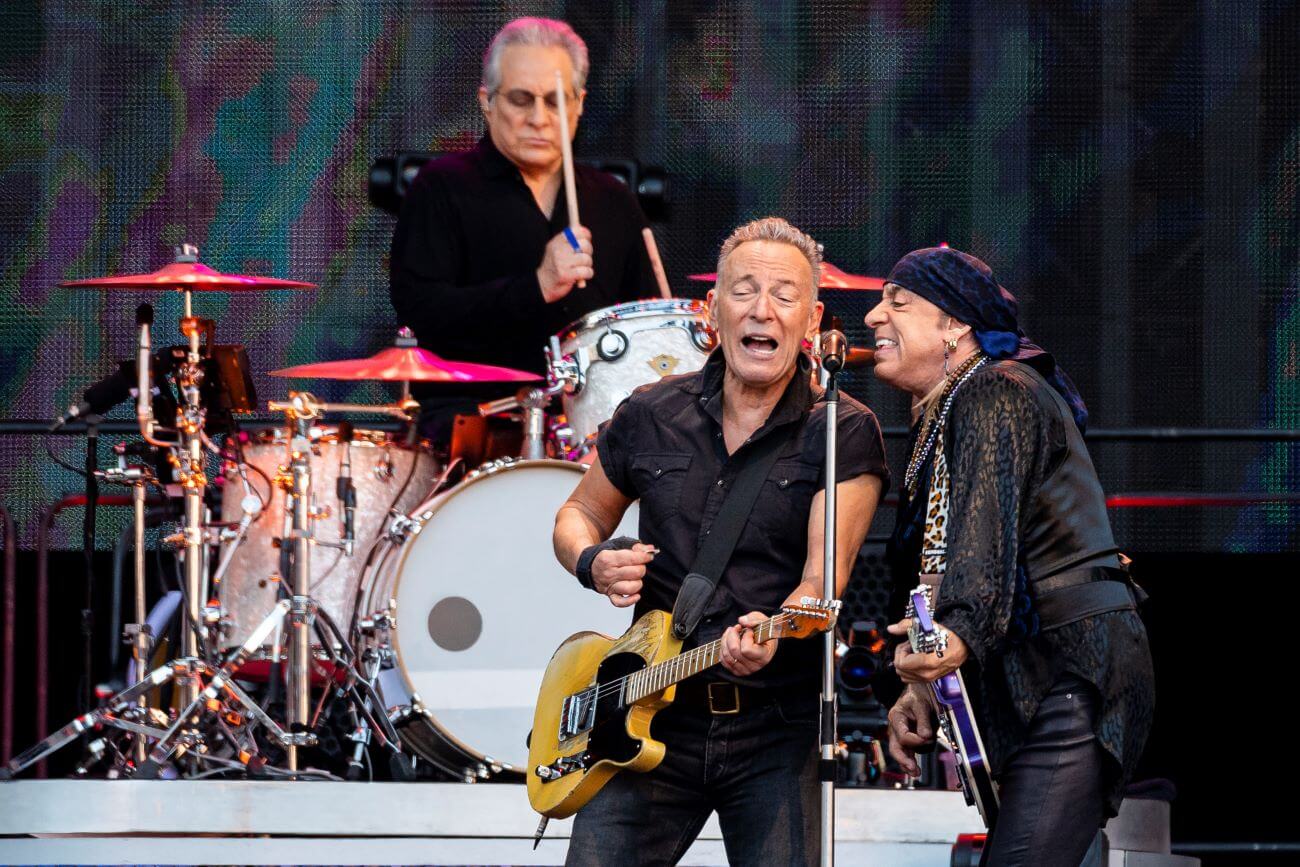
[386,513,416,539]
[466,456,517,482]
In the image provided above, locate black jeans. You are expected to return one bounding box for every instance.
[566,692,820,867]
[984,673,1106,867]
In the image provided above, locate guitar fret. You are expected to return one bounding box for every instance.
[622,613,798,706]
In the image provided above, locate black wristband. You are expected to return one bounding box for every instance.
[576,536,640,590]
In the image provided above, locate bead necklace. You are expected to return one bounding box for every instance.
[903,352,989,495]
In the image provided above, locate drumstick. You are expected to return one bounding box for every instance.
[555,71,584,288]
[642,227,673,299]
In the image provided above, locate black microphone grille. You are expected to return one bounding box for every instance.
[136,303,154,326]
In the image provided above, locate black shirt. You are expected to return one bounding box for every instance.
[388,135,655,383]
[597,351,890,691]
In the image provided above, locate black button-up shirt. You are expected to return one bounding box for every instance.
[389,136,654,385]
[597,351,890,691]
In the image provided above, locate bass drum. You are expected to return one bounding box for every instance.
[360,459,637,780]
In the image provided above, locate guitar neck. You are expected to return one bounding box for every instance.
[623,613,793,704]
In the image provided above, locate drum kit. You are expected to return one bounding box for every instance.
[1,245,882,783]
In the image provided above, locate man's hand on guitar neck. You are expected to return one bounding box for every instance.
[720,612,777,676]
[887,618,970,683]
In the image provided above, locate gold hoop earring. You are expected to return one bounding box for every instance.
[946,338,959,352]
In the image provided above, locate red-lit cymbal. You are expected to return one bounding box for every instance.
[688,262,885,291]
[61,261,316,291]
[270,346,540,384]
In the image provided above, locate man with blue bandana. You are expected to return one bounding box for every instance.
[866,246,1154,866]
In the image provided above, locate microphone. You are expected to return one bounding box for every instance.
[820,330,848,375]
[336,421,356,555]
[49,361,138,430]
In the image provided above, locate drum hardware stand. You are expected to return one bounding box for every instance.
[0,599,300,781]
[477,382,568,460]
[266,391,416,772]
[817,329,849,867]
[134,265,227,711]
[98,444,161,765]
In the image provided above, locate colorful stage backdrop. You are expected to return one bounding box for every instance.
[1,1,1296,551]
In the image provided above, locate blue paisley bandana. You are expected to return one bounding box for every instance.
[886,246,1090,432]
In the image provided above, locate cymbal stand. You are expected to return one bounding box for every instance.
[1,599,296,780]
[265,391,415,771]
[135,265,222,712]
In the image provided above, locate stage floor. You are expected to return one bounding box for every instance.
[0,779,1192,865]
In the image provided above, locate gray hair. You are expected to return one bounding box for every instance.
[482,17,590,95]
[716,217,823,302]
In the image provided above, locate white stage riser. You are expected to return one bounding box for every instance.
[0,781,1196,866]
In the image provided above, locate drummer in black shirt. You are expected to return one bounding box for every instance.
[389,17,654,417]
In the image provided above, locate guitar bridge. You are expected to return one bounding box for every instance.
[558,687,598,741]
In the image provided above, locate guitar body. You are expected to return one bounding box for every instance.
[933,670,1000,828]
[908,585,1001,829]
[527,609,683,819]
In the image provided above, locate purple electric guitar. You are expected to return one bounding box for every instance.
[907,584,1000,828]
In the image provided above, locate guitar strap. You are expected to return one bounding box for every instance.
[670,420,799,640]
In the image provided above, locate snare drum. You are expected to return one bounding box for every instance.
[358,458,636,779]
[217,426,439,655]
[549,299,714,452]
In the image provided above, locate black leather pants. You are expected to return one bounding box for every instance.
[983,673,1106,867]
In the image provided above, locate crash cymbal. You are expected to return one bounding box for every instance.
[270,344,540,384]
[62,261,316,291]
[688,262,885,291]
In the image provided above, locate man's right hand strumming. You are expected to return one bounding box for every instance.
[591,542,654,608]
[537,225,594,302]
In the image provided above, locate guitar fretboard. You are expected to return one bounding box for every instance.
[622,613,793,704]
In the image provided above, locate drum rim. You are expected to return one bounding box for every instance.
[555,297,706,343]
[383,458,589,767]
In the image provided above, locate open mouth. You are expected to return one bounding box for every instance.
[874,337,898,356]
[741,335,780,357]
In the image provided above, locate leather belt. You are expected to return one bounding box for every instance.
[671,679,777,716]
[1031,566,1138,631]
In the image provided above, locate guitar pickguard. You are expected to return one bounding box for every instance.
[585,652,648,765]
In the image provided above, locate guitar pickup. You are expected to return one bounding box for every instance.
[558,687,598,741]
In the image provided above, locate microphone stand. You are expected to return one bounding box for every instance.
[818,333,847,867]
[80,413,102,733]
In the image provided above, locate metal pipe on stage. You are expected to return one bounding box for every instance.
[818,329,848,866]
[286,415,314,773]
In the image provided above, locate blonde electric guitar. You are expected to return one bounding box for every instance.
[526,597,840,819]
